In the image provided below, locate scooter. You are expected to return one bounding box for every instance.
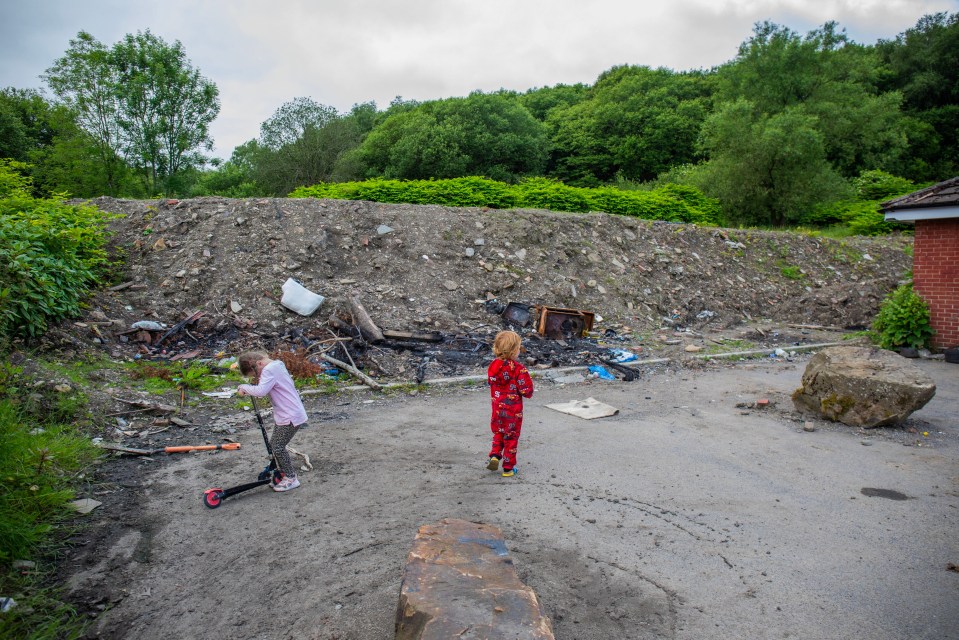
[203,397,284,509]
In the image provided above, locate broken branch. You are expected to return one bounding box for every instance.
[348,292,384,343]
[316,353,382,390]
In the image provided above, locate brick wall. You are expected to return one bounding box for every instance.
[913,219,959,349]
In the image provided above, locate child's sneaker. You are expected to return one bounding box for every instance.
[487,456,500,471]
[501,468,516,477]
[273,476,300,492]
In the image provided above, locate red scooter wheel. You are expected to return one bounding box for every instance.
[203,488,224,509]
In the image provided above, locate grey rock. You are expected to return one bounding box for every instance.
[792,346,936,428]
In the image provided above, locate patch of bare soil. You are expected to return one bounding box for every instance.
[39,197,940,639]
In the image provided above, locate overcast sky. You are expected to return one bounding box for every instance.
[2,0,956,161]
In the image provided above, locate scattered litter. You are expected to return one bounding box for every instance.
[696,310,716,319]
[502,302,533,327]
[113,398,177,414]
[202,390,237,399]
[98,442,241,456]
[0,597,15,613]
[131,320,167,331]
[288,447,313,471]
[280,278,325,316]
[609,349,637,363]
[537,306,595,339]
[69,498,102,514]
[548,372,587,385]
[546,397,620,420]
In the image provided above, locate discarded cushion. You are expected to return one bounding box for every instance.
[791,345,935,428]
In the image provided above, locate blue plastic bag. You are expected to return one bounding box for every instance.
[588,365,616,380]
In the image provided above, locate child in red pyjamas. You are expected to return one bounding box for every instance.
[486,330,534,477]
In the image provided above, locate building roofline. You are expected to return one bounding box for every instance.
[881,176,959,212]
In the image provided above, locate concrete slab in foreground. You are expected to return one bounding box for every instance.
[395,518,554,640]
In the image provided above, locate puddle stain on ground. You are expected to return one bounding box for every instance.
[860,487,909,500]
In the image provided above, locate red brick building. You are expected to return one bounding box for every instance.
[882,177,959,350]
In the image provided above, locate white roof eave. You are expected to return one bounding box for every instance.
[883,205,959,222]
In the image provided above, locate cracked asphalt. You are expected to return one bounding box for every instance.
[70,356,958,639]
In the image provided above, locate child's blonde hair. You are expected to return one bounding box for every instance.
[492,330,522,360]
[238,351,269,377]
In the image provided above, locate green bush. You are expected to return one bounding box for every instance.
[800,170,918,234]
[872,283,934,350]
[0,161,118,338]
[514,177,591,212]
[0,360,98,639]
[290,176,719,224]
[852,170,915,201]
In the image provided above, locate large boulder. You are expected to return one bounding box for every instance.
[395,518,554,640]
[792,346,936,428]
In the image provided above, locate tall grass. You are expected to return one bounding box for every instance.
[0,360,99,639]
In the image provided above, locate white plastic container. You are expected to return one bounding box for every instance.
[280,278,325,316]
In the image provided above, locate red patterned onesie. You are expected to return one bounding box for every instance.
[487,358,534,471]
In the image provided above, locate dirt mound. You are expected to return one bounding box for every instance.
[63,196,910,377]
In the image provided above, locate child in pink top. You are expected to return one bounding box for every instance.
[237,351,308,492]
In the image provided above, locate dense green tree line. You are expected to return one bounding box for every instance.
[2,13,956,227]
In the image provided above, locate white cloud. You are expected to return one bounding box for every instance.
[1,0,955,159]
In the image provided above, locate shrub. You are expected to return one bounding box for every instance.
[0,161,118,338]
[290,176,719,224]
[514,177,591,212]
[0,360,98,639]
[852,170,915,201]
[872,283,934,350]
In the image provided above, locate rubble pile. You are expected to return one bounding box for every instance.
[56,196,912,382]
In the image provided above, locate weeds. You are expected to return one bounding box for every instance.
[127,361,238,394]
[0,359,98,640]
[779,263,805,280]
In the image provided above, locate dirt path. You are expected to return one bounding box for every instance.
[63,354,959,640]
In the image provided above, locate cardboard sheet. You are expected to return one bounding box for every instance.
[545,397,619,420]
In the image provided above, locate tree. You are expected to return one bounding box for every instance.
[694,99,850,227]
[359,92,548,182]
[716,21,906,178]
[518,83,589,121]
[545,66,713,186]
[258,96,338,150]
[0,91,34,161]
[189,139,263,197]
[43,32,126,195]
[0,87,123,197]
[252,101,374,194]
[110,30,220,194]
[876,12,959,180]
